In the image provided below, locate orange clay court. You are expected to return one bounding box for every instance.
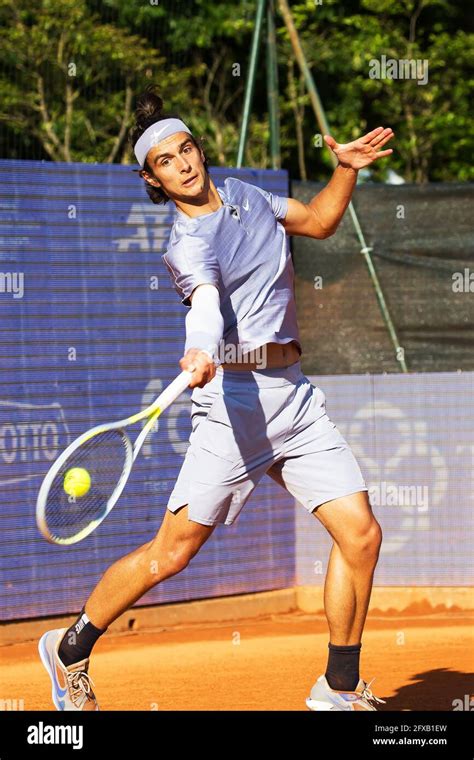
[2,594,473,711]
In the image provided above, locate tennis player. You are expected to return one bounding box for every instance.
[39,85,393,711]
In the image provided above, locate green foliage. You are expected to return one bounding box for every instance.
[0,0,190,162]
[276,0,472,182]
[0,0,470,181]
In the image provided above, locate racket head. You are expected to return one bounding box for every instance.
[36,426,133,545]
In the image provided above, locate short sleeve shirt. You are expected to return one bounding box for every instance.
[162,177,302,355]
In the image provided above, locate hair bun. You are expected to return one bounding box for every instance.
[135,84,164,127]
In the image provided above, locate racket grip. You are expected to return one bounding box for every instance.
[156,370,194,412]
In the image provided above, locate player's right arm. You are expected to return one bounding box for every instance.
[179,283,224,389]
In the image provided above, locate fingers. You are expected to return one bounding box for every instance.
[327,128,394,151]
[360,126,385,143]
[373,148,394,159]
[323,134,337,149]
[371,128,394,148]
[365,127,395,161]
[179,349,216,388]
[189,367,215,389]
[196,362,216,388]
[362,126,395,145]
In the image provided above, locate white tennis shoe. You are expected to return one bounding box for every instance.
[306,674,386,711]
[38,627,99,711]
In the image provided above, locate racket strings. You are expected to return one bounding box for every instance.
[45,429,131,540]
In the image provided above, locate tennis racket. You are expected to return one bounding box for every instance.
[36,369,194,545]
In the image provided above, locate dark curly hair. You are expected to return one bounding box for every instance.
[129,85,208,205]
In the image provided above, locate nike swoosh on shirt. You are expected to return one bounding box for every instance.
[242,198,249,211]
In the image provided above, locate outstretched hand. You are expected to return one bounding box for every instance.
[324,127,394,170]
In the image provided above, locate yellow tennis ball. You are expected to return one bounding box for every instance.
[63,467,91,498]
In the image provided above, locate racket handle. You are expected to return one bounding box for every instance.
[156,370,194,412]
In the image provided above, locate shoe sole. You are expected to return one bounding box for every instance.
[306,697,337,711]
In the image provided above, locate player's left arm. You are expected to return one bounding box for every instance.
[281,126,394,239]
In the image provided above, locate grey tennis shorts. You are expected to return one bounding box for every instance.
[166,360,368,526]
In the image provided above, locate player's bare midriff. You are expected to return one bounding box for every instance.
[221,340,301,371]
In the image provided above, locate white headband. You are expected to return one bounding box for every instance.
[134,118,192,168]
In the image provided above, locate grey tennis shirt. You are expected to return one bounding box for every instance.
[162,177,302,356]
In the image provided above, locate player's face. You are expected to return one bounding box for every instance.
[142,132,207,200]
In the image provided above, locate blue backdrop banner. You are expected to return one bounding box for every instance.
[0,160,294,621]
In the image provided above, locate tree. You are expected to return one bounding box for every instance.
[0,0,190,163]
[276,0,473,182]
[0,0,471,180]
[96,0,262,167]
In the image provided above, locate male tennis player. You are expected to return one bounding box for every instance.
[39,86,393,711]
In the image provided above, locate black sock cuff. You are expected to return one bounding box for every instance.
[85,615,107,635]
[328,642,362,652]
[78,606,107,634]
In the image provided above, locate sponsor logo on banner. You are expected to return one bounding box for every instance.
[0,401,70,485]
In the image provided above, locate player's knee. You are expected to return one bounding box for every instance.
[357,520,383,559]
[164,544,194,575]
[344,519,382,563]
[144,543,193,586]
